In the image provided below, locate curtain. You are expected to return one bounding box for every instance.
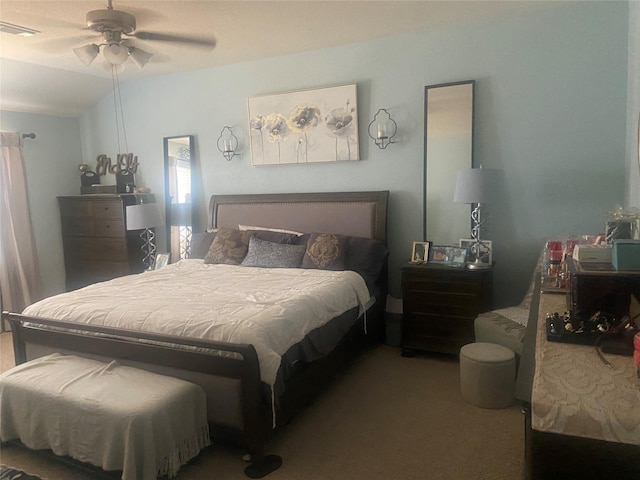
[0,132,42,318]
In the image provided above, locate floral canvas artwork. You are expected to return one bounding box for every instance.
[249,84,359,165]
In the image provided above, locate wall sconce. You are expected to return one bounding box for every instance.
[216,126,239,161]
[368,108,397,149]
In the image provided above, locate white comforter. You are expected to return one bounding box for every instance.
[23,260,371,388]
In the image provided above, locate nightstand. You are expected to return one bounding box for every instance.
[401,263,493,355]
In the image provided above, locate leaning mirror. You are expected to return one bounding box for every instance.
[423,80,475,244]
[164,135,195,262]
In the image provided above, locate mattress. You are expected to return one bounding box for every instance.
[22,260,372,391]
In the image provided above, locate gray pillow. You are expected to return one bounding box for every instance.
[241,236,306,268]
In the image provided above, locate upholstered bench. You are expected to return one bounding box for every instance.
[459,342,516,409]
[0,353,210,480]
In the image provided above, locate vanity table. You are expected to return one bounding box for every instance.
[516,281,640,479]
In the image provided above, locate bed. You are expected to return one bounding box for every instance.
[2,190,389,478]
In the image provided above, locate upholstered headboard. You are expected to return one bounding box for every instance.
[208,191,389,244]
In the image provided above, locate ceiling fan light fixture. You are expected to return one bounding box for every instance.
[102,60,125,73]
[129,47,152,70]
[73,44,100,66]
[103,43,129,65]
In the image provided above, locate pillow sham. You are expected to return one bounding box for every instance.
[301,233,348,270]
[345,236,388,291]
[241,236,306,268]
[203,227,253,265]
[190,231,217,259]
[252,230,300,245]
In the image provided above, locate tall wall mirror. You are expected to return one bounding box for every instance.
[423,80,475,245]
[164,135,197,262]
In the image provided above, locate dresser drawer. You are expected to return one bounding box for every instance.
[59,198,124,219]
[64,237,128,262]
[90,200,123,219]
[58,198,91,217]
[61,217,125,237]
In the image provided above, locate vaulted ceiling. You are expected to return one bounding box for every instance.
[0,1,553,116]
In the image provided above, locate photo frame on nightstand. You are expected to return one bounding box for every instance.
[410,241,430,264]
[154,253,170,270]
[459,239,492,265]
[429,245,468,267]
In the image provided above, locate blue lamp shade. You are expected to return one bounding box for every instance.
[453,168,501,204]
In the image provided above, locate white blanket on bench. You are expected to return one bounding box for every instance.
[0,353,210,480]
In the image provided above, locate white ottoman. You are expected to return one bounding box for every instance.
[0,353,211,480]
[459,342,516,409]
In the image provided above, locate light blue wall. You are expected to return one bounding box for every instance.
[4,2,627,308]
[626,0,640,206]
[76,1,629,306]
[0,110,83,298]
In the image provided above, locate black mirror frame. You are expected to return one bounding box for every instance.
[163,135,199,258]
[423,80,475,243]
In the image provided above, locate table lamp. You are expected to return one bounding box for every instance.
[126,203,164,270]
[453,166,500,269]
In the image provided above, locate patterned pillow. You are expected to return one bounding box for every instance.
[301,233,347,270]
[241,236,306,268]
[203,227,253,265]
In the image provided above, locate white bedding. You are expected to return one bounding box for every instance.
[0,353,210,480]
[23,260,371,389]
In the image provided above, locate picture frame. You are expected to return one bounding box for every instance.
[154,253,170,270]
[410,241,430,264]
[459,239,492,265]
[428,245,468,268]
[248,83,359,165]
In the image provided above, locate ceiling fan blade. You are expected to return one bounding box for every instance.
[34,34,101,53]
[129,31,216,49]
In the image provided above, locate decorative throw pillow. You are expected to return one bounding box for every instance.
[190,231,217,259]
[203,227,253,265]
[301,233,347,270]
[241,236,306,268]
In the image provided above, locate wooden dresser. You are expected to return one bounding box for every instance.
[401,263,493,355]
[58,194,155,291]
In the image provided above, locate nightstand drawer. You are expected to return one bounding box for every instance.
[404,312,475,337]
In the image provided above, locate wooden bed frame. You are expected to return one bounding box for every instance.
[2,190,389,478]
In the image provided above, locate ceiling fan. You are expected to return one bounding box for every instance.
[73,0,216,70]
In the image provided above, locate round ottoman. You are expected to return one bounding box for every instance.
[459,342,516,409]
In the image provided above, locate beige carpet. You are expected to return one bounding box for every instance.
[0,332,523,479]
